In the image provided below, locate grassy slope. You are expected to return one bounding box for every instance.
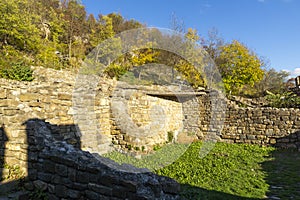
[104,142,300,199]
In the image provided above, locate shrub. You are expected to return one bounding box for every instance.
[266,92,300,108]
[0,61,34,81]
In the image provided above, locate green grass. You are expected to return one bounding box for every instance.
[156,142,272,199]
[104,142,300,199]
[262,148,300,199]
[103,143,189,171]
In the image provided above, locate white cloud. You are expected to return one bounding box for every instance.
[258,0,265,3]
[291,68,300,77]
[284,68,300,78]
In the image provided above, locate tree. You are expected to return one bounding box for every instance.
[202,28,224,61]
[0,0,42,53]
[254,68,290,96]
[61,0,87,63]
[104,28,158,79]
[107,13,142,34]
[217,40,264,95]
[153,28,206,88]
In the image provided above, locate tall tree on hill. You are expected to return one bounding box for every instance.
[61,0,87,63]
[107,13,143,34]
[217,40,264,95]
[254,68,290,96]
[30,0,66,68]
[0,0,41,54]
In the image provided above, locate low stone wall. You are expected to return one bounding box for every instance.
[24,119,180,199]
[221,104,300,148]
[182,94,300,149]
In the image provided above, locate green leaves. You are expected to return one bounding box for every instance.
[0,0,42,53]
[0,62,34,81]
[266,91,300,108]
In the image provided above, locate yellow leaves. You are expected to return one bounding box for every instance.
[185,28,200,42]
[218,40,264,95]
[131,48,159,66]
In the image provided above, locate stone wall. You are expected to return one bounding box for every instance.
[21,119,180,199]
[182,93,300,150]
[0,67,181,199]
[0,66,186,177]
[1,66,300,198]
[110,83,183,152]
[0,67,86,173]
[221,103,300,149]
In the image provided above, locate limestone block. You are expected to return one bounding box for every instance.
[19,93,40,102]
[58,93,72,100]
[0,89,7,99]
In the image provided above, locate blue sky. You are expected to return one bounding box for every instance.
[82,0,300,77]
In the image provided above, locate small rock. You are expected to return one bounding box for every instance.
[33,180,48,191]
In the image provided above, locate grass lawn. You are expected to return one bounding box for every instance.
[103,142,300,199]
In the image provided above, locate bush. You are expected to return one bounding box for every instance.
[266,92,300,108]
[0,62,34,81]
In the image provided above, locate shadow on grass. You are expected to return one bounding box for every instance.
[261,132,300,199]
[180,184,260,200]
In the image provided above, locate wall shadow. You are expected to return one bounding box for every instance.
[0,125,8,181]
[24,119,81,182]
[0,119,81,197]
[261,131,300,199]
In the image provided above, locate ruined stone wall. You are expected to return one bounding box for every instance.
[0,66,112,174]
[1,66,300,198]
[0,66,186,173]
[182,94,300,149]
[22,119,180,200]
[0,67,181,199]
[111,83,183,152]
[221,104,300,149]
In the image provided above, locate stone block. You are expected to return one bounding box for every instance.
[37,172,52,182]
[112,186,128,198]
[85,190,100,200]
[43,160,56,173]
[88,183,112,196]
[0,89,7,99]
[77,171,89,183]
[33,180,48,191]
[46,194,59,200]
[247,135,256,140]
[48,184,55,193]
[55,185,68,198]
[55,164,68,177]
[68,189,82,199]
[161,179,181,194]
[19,93,40,102]
[72,183,88,191]
[98,175,119,186]
[58,93,72,100]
